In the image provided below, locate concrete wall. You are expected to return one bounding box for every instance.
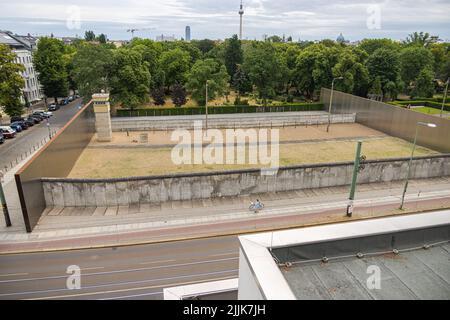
[42,155,450,207]
[111,113,356,131]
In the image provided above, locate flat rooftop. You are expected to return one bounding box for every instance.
[238,211,450,300]
[279,242,450,300]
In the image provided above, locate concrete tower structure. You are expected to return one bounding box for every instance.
[92,92,112,142]
[239,1,244,40]
[185,26,191,42]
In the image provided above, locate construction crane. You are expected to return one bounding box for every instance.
[127,28,155,38]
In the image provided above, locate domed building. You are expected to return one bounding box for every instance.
[336,33,346,44]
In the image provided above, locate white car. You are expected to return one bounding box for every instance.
[34,109,53,117]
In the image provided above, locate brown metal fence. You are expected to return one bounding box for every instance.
[15,101,95,232]
[321,88,450,153]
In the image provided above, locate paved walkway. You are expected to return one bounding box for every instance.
[1,175,449,253]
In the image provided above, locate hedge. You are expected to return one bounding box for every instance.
[390,100,450,112]
[116,103,325,117]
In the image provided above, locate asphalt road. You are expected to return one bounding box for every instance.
[0,98,83,171]
[0,235,239,300]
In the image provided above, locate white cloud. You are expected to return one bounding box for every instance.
[0,0,449,40]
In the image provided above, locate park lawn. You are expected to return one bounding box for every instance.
[69,136,438,179]
[412,107,450,118]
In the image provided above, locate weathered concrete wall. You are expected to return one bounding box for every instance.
[111,112,356,131]
[42,155,450,207]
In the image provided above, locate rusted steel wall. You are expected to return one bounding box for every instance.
[15,101,95,232]
[321,88,450,153]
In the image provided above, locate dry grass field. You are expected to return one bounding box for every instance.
[68,123,439,178]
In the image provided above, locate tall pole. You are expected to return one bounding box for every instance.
[347,141,362,217]
[327,77,342,133]
[0,172,12,227]
[239,1,244,40]
[441,78,449,118]
[205,81,209,132]
[399,125,419,210]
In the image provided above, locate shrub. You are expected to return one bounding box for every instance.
[171,84,187,107]
[151,87,165,106]
[116,103,325,117]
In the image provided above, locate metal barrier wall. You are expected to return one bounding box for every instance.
[15,101,95,232]
[321,88,450,153]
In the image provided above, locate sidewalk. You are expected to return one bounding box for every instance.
[1,176,449,254]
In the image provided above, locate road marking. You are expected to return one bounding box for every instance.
[209,252,238,257]
[0,273,29,277]
[0,257,238,284]
[20,272,238,300]
[81,267,105,271]
[139,259,176,265]
[99,291,163,300]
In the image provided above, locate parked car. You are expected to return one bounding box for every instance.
[34,109,53,116]
[68,96,74,102]
[59,99,69,106]
[28,115,42,124]
[49,103,60,111]
[9,123,23,133]
[24,118,35,127]
[12,120,29,130]
[10,116,25,123]
[33,111,51,119]
[0,126,16,139]
[0,132,4,144]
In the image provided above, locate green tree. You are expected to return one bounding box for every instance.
[366,48,400,97]
[171,84,187,107]
[243,43,282,105]
[411,68,435,98]
[224,35,243,79]
[186,58,229,105]
[159,48,191,91]
[84,30,96,42]
[266,35,282,43]
[399,46,434,86]
[108,48,151,109]
[97,34,107,44]
[0,44,25,117]
[33,37,69,104]
[151,87,165,105]
[192,39,216,55]
[369,77,383,95]
[232,64,252,96]
[72,43,113,102]
[359,38,400,55]
[294,44,335,99]
[332,48,369,96]
[405,32,434,48]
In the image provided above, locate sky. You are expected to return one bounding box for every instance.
[1,0,450,41]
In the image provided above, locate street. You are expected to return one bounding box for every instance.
[0,235,238,300]
[0,99,83,172]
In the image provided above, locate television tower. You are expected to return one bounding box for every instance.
[239,1,244,40]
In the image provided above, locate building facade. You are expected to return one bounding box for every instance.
[185,26,191,42]
[0,31,42,105]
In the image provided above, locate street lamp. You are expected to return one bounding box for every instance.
[399,122,437,210]
[441,78,449,118]
[205,80,211,132]
[327,77,344,133]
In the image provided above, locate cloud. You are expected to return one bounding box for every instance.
[1,0,449,41]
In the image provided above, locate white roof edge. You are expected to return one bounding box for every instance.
[240,210,450,249]
[163,278,238,300]
[239,238,296,300]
